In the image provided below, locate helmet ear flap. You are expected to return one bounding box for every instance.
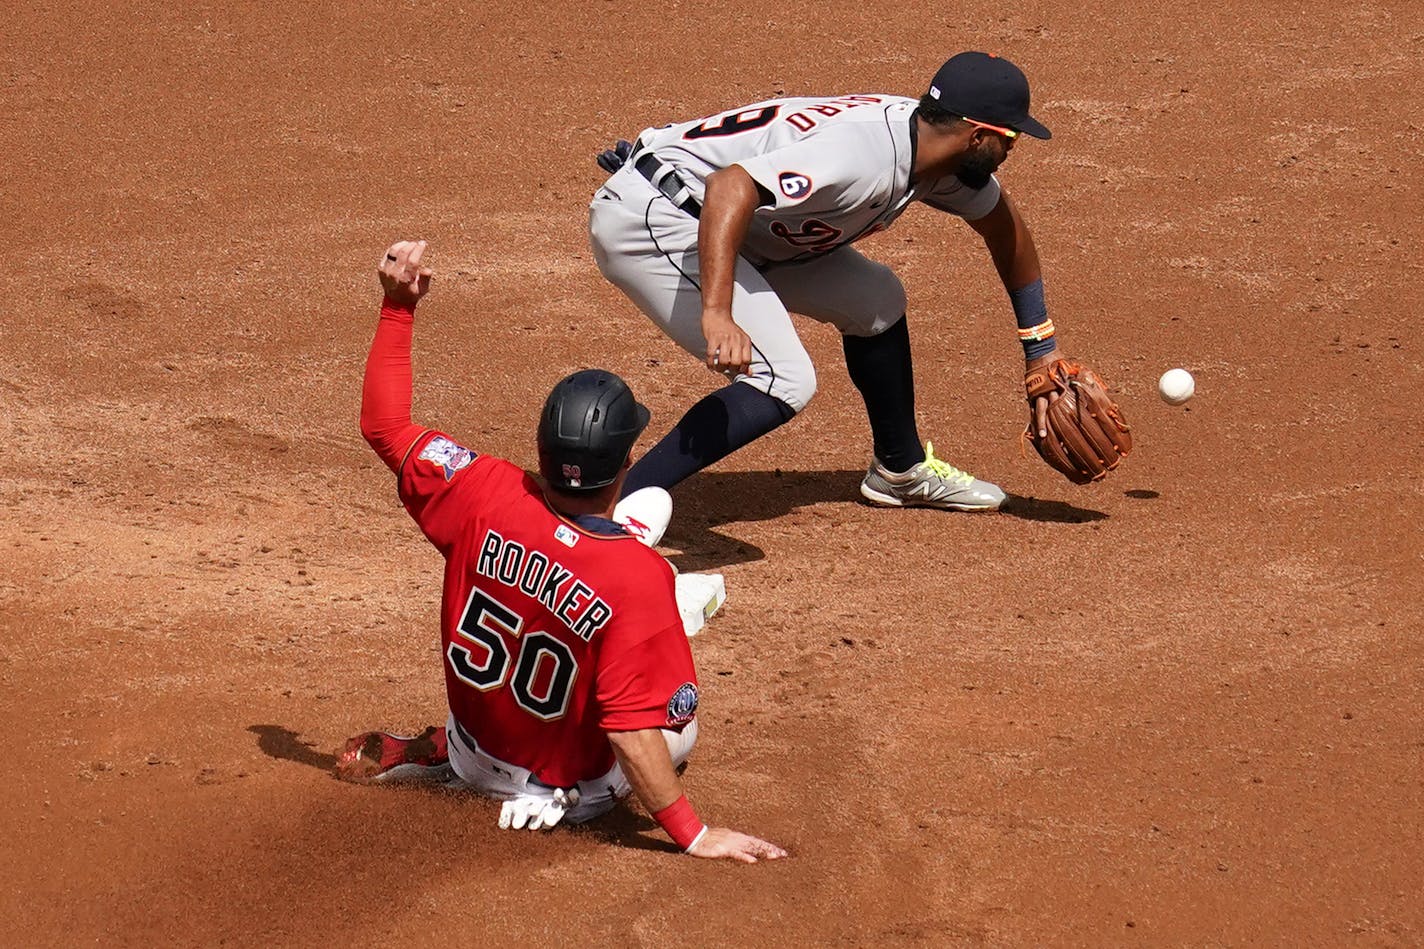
[537,369,650,491]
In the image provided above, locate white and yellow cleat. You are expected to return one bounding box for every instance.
[859,441,1004,512]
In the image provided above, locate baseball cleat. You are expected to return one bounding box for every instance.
[334,725,455,785]
[613,486,673,548]
[859,441,1005,512]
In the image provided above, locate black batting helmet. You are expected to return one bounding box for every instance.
[537,369,651,491]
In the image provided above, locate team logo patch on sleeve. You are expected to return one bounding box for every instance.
[418,436,474,481]
[778,171,813,200]
[666,682,698,726]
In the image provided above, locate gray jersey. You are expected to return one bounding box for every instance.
[636,94,1001,264]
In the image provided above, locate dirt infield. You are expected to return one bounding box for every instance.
[3,1,1421,944]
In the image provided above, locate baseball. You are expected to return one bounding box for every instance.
[1158,368,1195,405]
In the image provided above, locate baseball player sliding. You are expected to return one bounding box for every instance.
[337,239,785,864]
[591,51,1083,509]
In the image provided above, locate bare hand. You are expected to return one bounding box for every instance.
[702,309,753,377]
[1025,352,1060,439]
[378,239,433,305]
[687,827,788,864]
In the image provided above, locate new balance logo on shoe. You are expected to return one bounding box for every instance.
[858,442,1005,512]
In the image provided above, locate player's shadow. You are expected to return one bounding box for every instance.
[663,469,1109,569]
[249,724,463,795]
[247,724,682,852]
[663,469,860,571]
[574,801,680,854]
[999,494,1109,523]
[249,724,338,772]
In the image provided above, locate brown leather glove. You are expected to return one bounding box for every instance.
[1024,359,1132,484]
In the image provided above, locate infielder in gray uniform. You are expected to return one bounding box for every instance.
[589,52,1076,511]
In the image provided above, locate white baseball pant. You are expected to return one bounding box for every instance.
[444,714,699,825]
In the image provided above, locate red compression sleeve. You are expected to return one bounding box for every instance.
[360,297,427,472]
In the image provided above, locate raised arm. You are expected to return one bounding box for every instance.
[606,727,787,864]
[360,240,434,471]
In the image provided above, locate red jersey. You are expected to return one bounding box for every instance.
[396,430,697,788]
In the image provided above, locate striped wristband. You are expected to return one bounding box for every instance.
[1017,318,1055,341]
[653,794,708,852]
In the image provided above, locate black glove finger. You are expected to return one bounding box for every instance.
[597,139,636,173]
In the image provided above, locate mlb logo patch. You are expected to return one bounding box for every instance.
[778,171,812,200]
[554,524,579,548]
[418,436,474,482]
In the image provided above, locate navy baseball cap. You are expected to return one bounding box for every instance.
[926,51,1051,140]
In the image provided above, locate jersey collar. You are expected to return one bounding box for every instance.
[569,513,627,537]
[536,488,631,539]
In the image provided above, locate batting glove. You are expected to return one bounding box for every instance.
[497,787,581,831]
[596,139,634,173]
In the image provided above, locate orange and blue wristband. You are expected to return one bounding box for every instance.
[1010,279,1057,360]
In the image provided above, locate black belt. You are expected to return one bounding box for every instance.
[451,718,560,790]
[633,151,702,219]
